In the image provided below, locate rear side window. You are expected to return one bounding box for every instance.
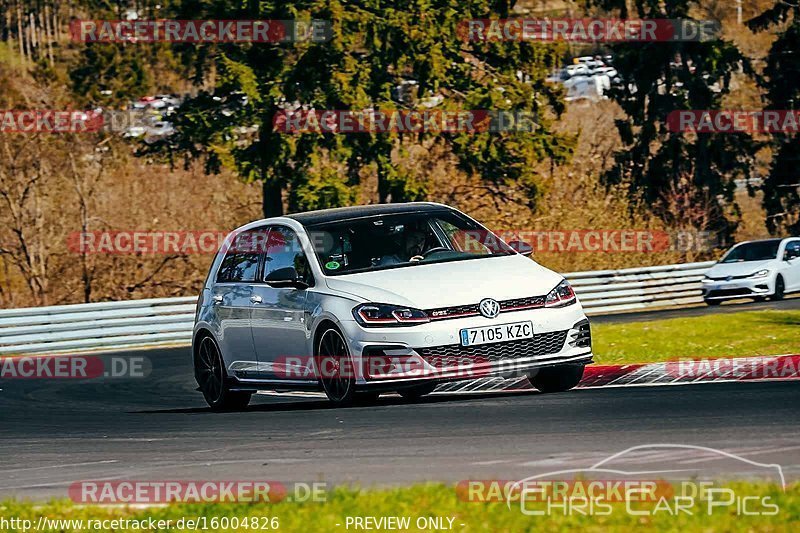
[216,228,268,283]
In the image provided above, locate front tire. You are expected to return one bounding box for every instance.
[770,276,785,301]
[316,327,356,406]
[195,336,251,411]
[528,364,585,393]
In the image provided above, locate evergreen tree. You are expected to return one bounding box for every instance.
[589,0,756,239]
[748,2,800,234]
[154,0,575,216]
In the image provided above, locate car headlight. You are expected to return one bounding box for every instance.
[749,269,769,279]
[353,303,430,327]
[545,279,577,308]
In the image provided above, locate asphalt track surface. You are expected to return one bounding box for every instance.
[1,340,798,501]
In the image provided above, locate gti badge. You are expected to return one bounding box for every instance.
[479,298,500,318]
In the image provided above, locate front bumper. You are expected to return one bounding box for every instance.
[338,304,593,386]
[702,276,771,300]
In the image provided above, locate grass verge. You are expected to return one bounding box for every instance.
[1,482,797,532]
[592,309,800,365]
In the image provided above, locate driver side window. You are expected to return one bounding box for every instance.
[263,226,314,286]
[787,241,800,260]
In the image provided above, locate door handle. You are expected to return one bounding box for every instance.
[250,295,263,304]
[212,295,223,304]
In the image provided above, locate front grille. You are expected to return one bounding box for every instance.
[500,296,546,310]
[706,288,753,297]
[427,303,479,319]
[426,295,546,321]
[416,330,568,367]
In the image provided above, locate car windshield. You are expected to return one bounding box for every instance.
[306,210,515,276]
[721,240,781,263]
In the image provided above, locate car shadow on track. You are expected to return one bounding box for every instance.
[131,389,541,415]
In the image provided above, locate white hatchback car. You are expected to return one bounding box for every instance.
[193,203,593,409]
[702,237,800,305]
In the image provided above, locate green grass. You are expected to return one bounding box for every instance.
[1,482,797,532]
[592,310,800,365]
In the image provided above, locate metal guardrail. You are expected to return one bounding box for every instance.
[0,297,197,355]
[566,260,715,315]
[0,261,715,356]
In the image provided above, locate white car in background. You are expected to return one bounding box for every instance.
[702,238,800,305]
[564,76,606,102]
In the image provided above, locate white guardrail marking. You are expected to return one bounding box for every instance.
[0,261,715,356]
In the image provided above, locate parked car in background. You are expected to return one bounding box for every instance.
[702,238,800,305]
[144,121,175,141]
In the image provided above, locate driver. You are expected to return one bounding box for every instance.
[405,229,427,260]
[372,226,431,266]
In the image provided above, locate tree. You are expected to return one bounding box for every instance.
[588,0,757,240]
[156,0,575,217]
[748,2,800,235]
[70,42,153,106]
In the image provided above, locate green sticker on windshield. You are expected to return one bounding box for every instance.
[325,261,341,270]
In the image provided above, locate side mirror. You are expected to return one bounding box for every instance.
[508,240,534,257]
[265,267,309,289]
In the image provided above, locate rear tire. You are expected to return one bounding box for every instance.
[770,276,785,301]
[398,382,437,401]
[195,336,251,411]
[528,364,585,393]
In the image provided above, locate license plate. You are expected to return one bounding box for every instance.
[460,321,533,347]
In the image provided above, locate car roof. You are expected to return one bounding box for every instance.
[735,238,786,246]
[285,202,451,226]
